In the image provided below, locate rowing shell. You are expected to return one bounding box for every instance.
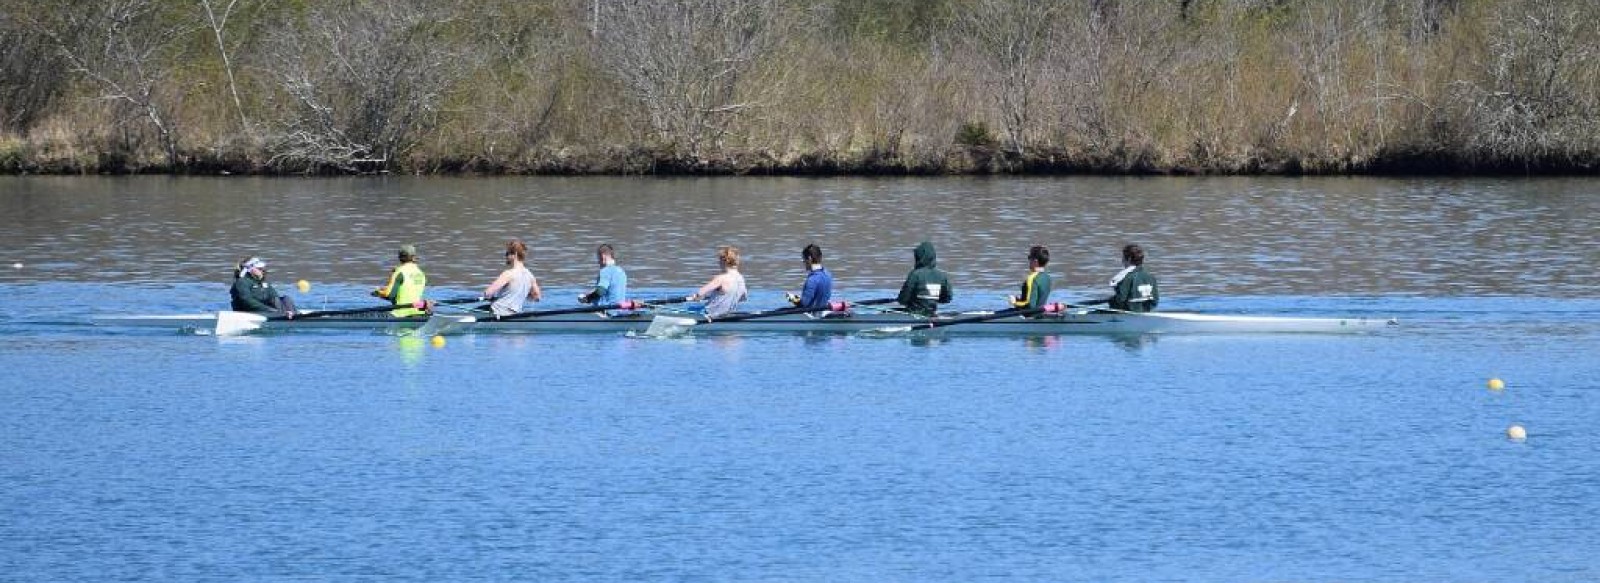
[92,309,1397,335]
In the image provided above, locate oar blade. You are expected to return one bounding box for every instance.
[644,314,699,337]
[415,314,476,337]
[856,325,917,338]
[215,311,267,336]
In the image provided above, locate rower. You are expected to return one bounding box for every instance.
[482,239,542,317]
[896,241,952,317]
[1008,245,1053,310]
[230,257,296,318]
[1084,243,1159,312]
[577,243,628,312]
[687,246,748,319]
[785,243,833,310]
[372,244,428,317]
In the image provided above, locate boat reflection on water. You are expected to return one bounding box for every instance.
[395,336,426,367]
[1109,334,1158,353]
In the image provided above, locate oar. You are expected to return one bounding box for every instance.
[215,297,486,336]
[645,298,896,336]
[492,296,691,321]
[862,303,1068,336]
[415,296,694,338]
[293,296,486,319]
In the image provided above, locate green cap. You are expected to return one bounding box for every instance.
[398,244,417,258]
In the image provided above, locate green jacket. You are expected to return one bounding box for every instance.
[897,241,953,316]
[1111,266,1159,312]
[1010,270,1053,309]
[231,274,282,313]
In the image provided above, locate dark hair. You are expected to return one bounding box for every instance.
[1029,245,1050,267]
[1122,244,1145,266]
[802,243,822,264]
[596,243,615,258]
[505,239,527,261]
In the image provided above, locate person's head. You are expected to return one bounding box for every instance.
[398,244,418,263]
[802,243,822,266]
[239,257,267,279]
[1122,243,1145,266]
[596,243,615,265]
[913,241,937,268]
[1028,245,1050,268]
[505,239,527,265]
[718,246,740,269]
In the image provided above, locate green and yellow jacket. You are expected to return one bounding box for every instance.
[375,262,428,317]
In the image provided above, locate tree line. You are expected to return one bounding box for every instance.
[1,0,1596,175]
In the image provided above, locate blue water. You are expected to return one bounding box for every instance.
[3,282,1598,582]
[3,176,1599,581]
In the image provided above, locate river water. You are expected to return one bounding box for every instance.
[1,176,1597,582]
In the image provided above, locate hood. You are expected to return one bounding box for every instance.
[913,241,937,269]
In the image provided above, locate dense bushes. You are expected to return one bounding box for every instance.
[0,0,1595,175]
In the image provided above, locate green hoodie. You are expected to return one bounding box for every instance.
[1111,265,1159,312]
[897,241,953,316]
[231,273,282,313]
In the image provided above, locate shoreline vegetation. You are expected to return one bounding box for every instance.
[2,0,1597,176]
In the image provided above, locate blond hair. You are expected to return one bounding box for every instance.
[505,239,527,261]
[718,245,740,268]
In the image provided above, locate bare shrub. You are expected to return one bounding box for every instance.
[591,0,788,158]
[27,0,193,168]
[258,0,480,172]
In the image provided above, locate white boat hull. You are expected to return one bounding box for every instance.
[93,309,1396,335]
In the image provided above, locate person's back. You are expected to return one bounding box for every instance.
[596,262,627,305]
[490,266,536,316]
[702,269,747,318]
[375,245,427,317]
[1108,244,1158,312]
[1111,265,1158,311]
[897,241,952,316]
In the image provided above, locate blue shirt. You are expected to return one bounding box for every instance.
[596,264,627,305]
[799,266,833,309]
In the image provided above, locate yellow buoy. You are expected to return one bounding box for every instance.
[1506,424,1527,441]
[430,335,446,348]
[1487,378,1505,391]
[296,279,311,293]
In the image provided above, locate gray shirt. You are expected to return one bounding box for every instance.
[490,266,535,316]
[702,271,747,318]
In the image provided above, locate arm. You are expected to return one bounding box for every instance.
[798,275,821,307]
[1010,276,1031,308]
[938,276,953,304]
[483,270,513,299]
[897,273,917,307]
[580,269,612,304]
[528,276,542,302]
[691,274,724,300]
[373,269,402,299]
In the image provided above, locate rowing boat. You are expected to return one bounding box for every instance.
[93,307,1396,335]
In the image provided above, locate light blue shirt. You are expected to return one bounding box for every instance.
[596,264,627,305]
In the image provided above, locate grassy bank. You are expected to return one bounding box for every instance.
[2,0,1597,176]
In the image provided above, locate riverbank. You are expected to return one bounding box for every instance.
[4,143,1596,176]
